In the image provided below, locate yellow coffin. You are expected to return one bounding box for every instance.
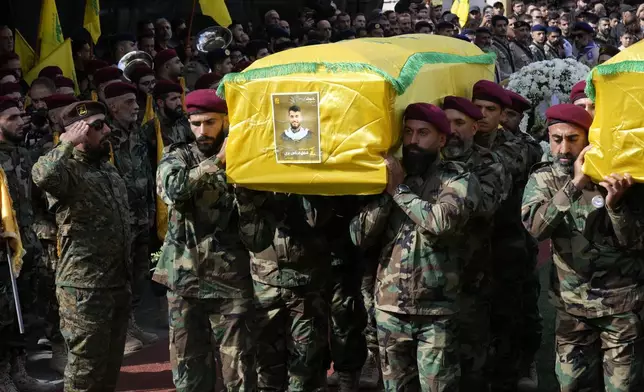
[219,34,495,195]
[584,40,644,183]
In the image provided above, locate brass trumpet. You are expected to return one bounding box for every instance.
[118,50,154,82]
[196,26,233,53]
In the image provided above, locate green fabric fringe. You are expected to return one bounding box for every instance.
[216,51,496,98]
[585,60,644,102]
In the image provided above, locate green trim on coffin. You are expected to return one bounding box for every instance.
[585,60,644,102]
[216,51,497,97]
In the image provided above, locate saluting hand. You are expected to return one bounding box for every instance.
[599,173,634,210]
[60,121,90,146]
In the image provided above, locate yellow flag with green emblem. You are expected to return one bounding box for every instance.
[83,0,101,44]
[37,0,64,59]
[25,39,79,95]
[14,29,36,74]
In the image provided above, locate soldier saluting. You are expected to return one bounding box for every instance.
[32,100,132,391]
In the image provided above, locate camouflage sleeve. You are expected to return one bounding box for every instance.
[493,133,529,185]
[392,172,480,237]
[31,141,75,199]
[606,201,644,249]
[521,171,577,241]
[156,148,224,205]
[234,187,276,252]
[349,194,393,249]
[474,161,507,219]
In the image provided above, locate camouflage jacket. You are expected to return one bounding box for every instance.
[31,142,132,288]
[510,41,534,71]
[492,36,516,81]
[153,142,253,299]
[0,141,41,263]
[30,133,58,241]
[235,189,334,288]
[350,159,481,315]
[529,42,547,62]
[141,113,194,169]
[446,144,509,289]
[108,118,155,231]
[522,162,644,318]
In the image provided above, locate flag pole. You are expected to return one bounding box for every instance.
[6,241,25,334]
[186,0,199,44]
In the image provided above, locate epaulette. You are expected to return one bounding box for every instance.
[530,160,553,174]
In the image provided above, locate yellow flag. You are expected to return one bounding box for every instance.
[450,0,469,28]
[38,0,64,59]
[25,39,79,95]
[179,76,187,112]
[14,30,36,74]
[154,118,168,241]
[83,0,101,44]
[0,168,25,277]
[142,94,155,124]
[200,0,232,27]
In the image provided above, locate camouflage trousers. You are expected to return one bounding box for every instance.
[555,307,644,392]
[131,230,150,310]
[489,233,542,390]
[328,262,368,372]
[39,240,63,343]
[376,309,460,392]
[253,281,329,392]
[56,286,130,392]
[458,284,492,391]
[361,258,379,355]
[167,293,255,392]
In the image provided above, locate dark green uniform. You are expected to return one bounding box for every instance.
[32,141,132,391]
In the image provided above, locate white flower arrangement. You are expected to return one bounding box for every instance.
[506,58,590,137]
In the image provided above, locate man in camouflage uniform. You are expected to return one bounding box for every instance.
[0,97,57,392]
[32,100,130,392]
[30,94,79,375]
[103,82,158,352]
[490,16,516,81]
[471,80,534,392]
[235,186,334,391]
[509,21,535,71]
[154,90,255,392]
[522,104,644,392]
[350,103,481,391]
[441,96,509,391]
[325,196,368,391]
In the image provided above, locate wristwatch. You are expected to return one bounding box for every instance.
[395,184,411,195]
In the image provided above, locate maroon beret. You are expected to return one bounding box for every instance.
[154,49,178,69]
[569,80,587,103]
[60,101,107,127]
[472,80,512,108]
[0,82,22,96]
[185,89,227,114]
[43,94,79,110]
[38,66,64,80]
[233,60,252,73]
[85,59,110,76]
[505,90,532,113]
[55,76,75,89]
[93,66,123,87]
[104,82,138,99]
[129,65,155,84]
[152,80,183,98]
[442,96,483,120]
[0,96,19,113]
[194,73,220,90]
[404,103,451,135]
[545,103,593,132]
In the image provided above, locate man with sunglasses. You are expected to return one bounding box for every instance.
[153,89,255,391]
[103,81,159,354]
[32,99,133,391]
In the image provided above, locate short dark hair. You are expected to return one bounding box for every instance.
[436,21,455,31]
[493,1,504,8]
[288,105,301,112]
[71,38,89,55]
[608,12,620,20]
[30,77,57,93]
[491,15,509,27]
[415,21,433,32]
[476,27,492,35]
[599,44,620,58]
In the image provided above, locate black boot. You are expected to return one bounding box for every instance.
[337,370,360,392]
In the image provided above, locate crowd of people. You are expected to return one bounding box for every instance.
[0,0,643,392]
